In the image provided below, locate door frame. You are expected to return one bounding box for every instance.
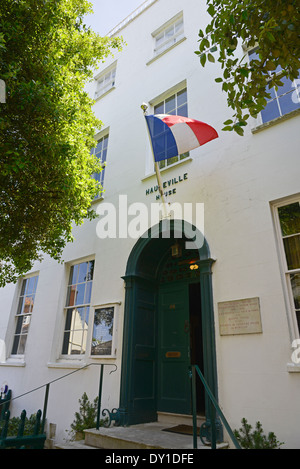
[118,220,219,432]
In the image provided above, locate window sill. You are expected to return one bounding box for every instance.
[91,195,104,206]
[146,37,187,66]
[0,358,26,367]
[47,360,87,370]
[89,355,117,360]
[252,107,300,134]
[142,156,192,182]
[94,86,116,102]
[287,362,300,373]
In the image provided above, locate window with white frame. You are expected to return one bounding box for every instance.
[154,87,189,169]
[275,199,300,334]
[62,260,94,356]
[249,50,300,124]
[11,275,39,355]
[95,64,116,100]
[91,133,109,197]
[153,13,184,57]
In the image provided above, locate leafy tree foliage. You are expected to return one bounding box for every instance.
[196,0,300,135]
[0,0,122,286]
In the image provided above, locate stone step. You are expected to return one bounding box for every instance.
[157,411,206,427]
[83,422,229,450]
[55,439,99,449]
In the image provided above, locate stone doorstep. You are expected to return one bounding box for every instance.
[55,413,229,450]
[83,422,229,450]
[157,411,206,426]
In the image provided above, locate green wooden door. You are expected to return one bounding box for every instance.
[157,282,191,414]
[130,278,157,424]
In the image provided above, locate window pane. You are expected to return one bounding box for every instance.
[283,235,300,270]
[26,276,37,295]
[180,152,189,160]
[91,307,114,356]
[66,285,76,307]
[154,102,164,114]
[278,203,300,236]
[95,139,103,154]
[291,274,300,309]
[175,19,183,34]
[62,331,71,355]
[85,281,93,304]
[156,32,164,47]
[101,149,107,164]
[103,136,109,149]
[15,316,24,335]
[12,335,20,355]
[12,275,38,356]
[64,309,73,331]
[261,99,280,123]
[88,261,94,280]
[266,86,276,101]
[20,279,26,296]
[165,95,176,114]
[177,89,187,107]
[279,91,300,115]
[20,315,31,334]
[177,103,188,117]
[18,336,27,355]
[277,76,296,96]
[75,283,85,306]
[23,296,34,314]
[69,264,79,286]
[165,25,174,38]
[16,296,25,315]
[78,262,88,283]
[167,156,178,166]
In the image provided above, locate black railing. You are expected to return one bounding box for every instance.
[190,365,241,449]
[3,363,117,435]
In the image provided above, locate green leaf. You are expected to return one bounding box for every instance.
[200,53,207,67]
[267,31,276,42]
[208,53,215,63]
[233,125,244,136]
[207,5,215,17]
[222,125,234,131]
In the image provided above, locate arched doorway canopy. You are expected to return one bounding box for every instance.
[125,219,211,279]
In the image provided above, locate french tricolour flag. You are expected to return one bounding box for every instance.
[145,114,218,163]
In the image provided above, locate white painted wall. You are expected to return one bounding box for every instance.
[0,0,299,447]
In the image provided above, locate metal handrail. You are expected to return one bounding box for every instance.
[191,365,241,449]
[3,363,117,434]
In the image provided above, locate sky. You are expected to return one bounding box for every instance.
[84,0,146,35]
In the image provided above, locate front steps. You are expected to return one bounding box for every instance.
[55,412,229,450]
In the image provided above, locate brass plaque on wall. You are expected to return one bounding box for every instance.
[218,297,262,336]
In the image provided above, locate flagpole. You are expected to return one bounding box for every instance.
[141,104,169,219]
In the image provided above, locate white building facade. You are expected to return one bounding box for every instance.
[0,0,300,448]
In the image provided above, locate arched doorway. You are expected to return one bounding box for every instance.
[118,220,219,434]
